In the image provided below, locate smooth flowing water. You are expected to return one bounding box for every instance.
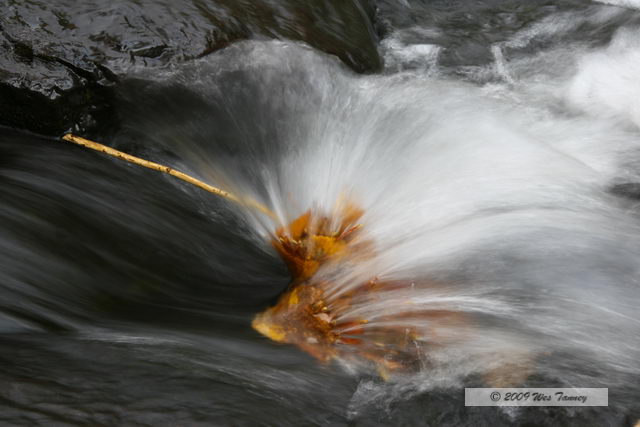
[2,1,640,425]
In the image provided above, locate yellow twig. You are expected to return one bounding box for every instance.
[62,134,276,219]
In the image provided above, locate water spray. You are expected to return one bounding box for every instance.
[62,132,551,387]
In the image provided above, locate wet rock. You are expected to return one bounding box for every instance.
[0,28,116,136]
[0,0,380,136]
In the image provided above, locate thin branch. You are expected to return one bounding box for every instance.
[62,134,276,219]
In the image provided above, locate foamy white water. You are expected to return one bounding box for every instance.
[596,0,640,9]
[130,21,640,402]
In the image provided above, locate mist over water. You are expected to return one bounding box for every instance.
[3,0,640,425]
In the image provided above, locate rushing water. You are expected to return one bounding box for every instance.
[3,1,640,425]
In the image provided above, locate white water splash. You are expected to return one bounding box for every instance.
[380,31,441,74]
[135,22,640,395]
[567,28,640,128]
[595,0,640,9]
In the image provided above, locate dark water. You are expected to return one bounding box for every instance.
[3,1,640,426]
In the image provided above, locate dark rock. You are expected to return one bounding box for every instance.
[0,0,381,136]
[0,28,117,136]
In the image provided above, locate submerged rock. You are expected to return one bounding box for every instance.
[0,0,381,136]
